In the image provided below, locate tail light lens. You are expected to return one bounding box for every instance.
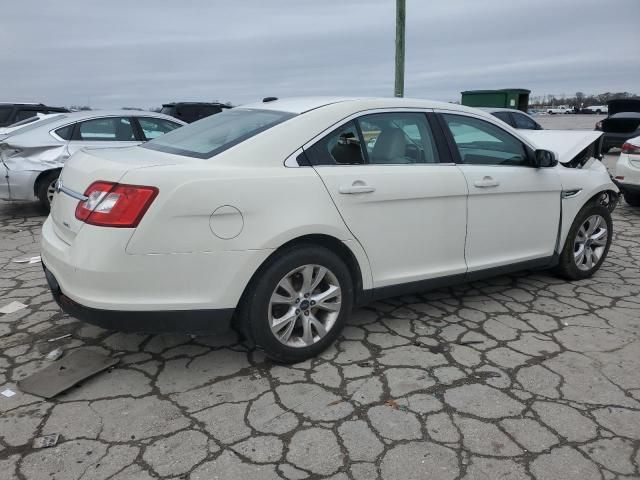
[75,181,158,227]
[621,142,640,155]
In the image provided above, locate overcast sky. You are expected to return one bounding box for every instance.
[2,0,639,108]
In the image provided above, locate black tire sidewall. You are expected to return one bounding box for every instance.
[557,203,613,280]
[36,171,60,211]
[624,192,640,207]
[246,245,353,363]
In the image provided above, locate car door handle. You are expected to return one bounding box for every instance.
[474,176,500,188]
[339,182,376,194]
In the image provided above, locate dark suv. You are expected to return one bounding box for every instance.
[160,102,231,123]
[0,103,70,127]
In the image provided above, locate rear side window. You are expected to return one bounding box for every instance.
[14,110,39,123]
[0,106,12,123]
[305,112,440,165]
[491,111,513,126]
[54,124,74,140]
[143,108,295,159]
[512,113,538,130]
[138,117,181,140]
[76,117,135,141]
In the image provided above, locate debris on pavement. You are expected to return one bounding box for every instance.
[1,388,16,398]
[32,434,60,449]
[384,399,399,409]
[18,349,119,399]
[47,333,72,342]
[0,301,28,314]
[12,255,41,264]
[45,348,64,361]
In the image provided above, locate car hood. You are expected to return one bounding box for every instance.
[607,98,640,116]
[518,130,603,165]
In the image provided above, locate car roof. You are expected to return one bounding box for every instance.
[54,110,186,123]
[478,107,529,114]
[162,102,228,107]
[239,96,485,115]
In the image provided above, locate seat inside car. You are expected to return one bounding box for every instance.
[330,132,365,164]
[370,127,410,164]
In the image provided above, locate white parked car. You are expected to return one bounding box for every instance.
[546,105,574,114]
[614,135,640,206]
[41,97,617,362]
[583,105,608,115]
[0,110,184,209]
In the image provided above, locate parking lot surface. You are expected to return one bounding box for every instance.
[1,123,639,478]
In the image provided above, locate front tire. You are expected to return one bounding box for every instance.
[238,245,353,363]
[36,171,60,211]
[554,203,612,280]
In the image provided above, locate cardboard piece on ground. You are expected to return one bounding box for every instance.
[18,349,119,399]
[1,388,16,398]
[0,301,28,314]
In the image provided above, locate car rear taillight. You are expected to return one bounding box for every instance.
[75,181,158,227]
[621,142,640,155]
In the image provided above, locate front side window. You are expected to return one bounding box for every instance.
[512,112,538,130]
[138,117,181,140]
[305,112,439,165]
[143,108,295,159]
[442,114,529,167]
[76,117,135,141]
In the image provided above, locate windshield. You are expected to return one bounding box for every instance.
[143,108,295,159]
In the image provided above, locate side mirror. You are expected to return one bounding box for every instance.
[534,149,558,168]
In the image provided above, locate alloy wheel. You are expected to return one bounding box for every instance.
[574,214,608,271]
[268,264,342,347]
[46,179,57,205]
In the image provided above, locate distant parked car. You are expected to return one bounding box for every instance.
[0,103,69,127]
[0,110,184,209]
[160,102,231,123]
[479,107,543,130]
[583,105,608,115]
[613,135,640,206]
[596,99,640,152]
[546,106,573,114]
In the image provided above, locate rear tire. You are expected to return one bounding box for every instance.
[36,171,60,212]
[554,203,612,280]
[238,245,353,363]
[624,192,640,207]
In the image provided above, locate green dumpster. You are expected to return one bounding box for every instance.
[461,88,530,112]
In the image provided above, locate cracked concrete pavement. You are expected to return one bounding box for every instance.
[1,154,639,479]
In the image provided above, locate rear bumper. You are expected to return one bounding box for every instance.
[43,264,233,334]
[617,182,640,195]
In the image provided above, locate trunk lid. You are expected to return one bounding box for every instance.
[518,130,603,165]
[607,99,640,116]
[50,145,184,244]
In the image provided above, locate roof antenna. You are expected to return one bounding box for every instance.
[263,97,278,103]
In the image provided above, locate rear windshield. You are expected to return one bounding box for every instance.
[142,108,295,159]
[3,114,67,137]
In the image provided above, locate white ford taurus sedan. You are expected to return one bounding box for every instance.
[41,97,617,362]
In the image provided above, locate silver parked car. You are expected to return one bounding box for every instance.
[478,107,543,130]
[0,110,185,209]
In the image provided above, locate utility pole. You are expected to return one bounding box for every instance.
[394,0,406,97]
